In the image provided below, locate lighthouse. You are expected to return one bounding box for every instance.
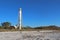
[19,8,22,30]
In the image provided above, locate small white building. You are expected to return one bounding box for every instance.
[14,25,18,29]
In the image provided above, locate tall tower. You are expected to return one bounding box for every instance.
[19,8,22,30]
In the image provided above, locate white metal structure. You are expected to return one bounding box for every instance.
[19,8,22,30]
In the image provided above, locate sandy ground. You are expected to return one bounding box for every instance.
[0,30,60,40]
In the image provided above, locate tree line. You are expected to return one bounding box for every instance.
[0,22,32,29]
[0,22,60,30]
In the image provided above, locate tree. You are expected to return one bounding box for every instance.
[1,22,11,29]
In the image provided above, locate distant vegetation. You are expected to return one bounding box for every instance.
[34,25,60,30]
[0,22,60,31]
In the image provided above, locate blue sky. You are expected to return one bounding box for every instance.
[0,0,60,27]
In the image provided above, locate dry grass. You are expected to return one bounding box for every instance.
[0,28,60,32]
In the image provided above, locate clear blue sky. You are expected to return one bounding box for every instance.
[0,0,60,27]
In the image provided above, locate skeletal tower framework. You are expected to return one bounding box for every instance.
[18,8,22,30]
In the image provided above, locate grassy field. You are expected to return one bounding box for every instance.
[0,29,60,32]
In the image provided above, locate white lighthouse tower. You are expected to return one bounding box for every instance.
[19,8,22,30]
